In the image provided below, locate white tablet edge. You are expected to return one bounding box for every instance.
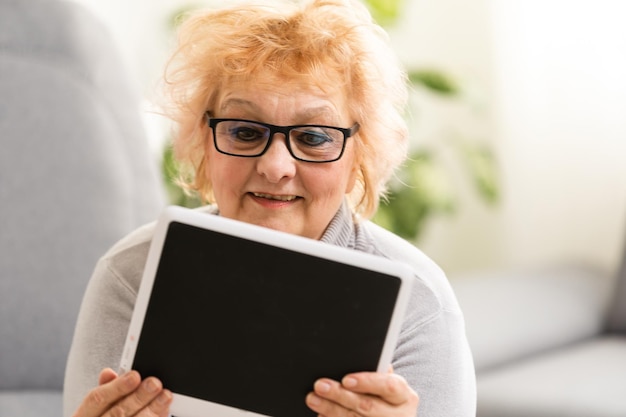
[120,205,414,417]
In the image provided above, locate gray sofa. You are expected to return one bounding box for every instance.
[451,229,626,417]
[0,0,166,416]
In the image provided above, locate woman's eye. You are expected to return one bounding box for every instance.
[294,130,333,147]
[231,127,264,141]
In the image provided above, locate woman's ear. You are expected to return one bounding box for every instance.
[344,162,360,194]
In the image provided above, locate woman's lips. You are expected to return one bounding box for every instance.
[251,192,299,202]
[248,192,302,208]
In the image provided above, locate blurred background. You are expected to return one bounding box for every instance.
[72,0,626,278]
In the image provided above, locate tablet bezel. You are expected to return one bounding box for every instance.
[120,205,413,417]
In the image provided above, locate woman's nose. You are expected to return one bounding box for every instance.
[255,133,297,183]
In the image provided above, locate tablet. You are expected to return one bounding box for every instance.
[120,205,413,417]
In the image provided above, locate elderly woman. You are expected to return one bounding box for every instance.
[63,1,476,416]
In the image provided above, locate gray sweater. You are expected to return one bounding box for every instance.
[63,203,476,417]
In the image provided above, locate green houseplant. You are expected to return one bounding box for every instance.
[364,0,499,241]
[371,67,499,240]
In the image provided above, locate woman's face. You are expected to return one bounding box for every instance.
[206,76,358,240]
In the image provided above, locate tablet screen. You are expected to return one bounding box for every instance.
[131,220,403,417]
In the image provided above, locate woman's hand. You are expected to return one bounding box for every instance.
[305,370,419,417]
[72,368,172,417]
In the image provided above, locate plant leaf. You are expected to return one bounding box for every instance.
[361,0,405,26]
[161,143,203,208]
[373,151,456,240]
[409,69,459,95]
[458,142,500,204]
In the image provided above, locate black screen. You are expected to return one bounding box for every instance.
[133,221,401,417]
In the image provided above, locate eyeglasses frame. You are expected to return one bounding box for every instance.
[206,113,360,163]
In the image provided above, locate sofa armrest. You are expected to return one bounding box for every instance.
[449,264,614,372]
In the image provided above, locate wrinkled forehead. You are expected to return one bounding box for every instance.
[210,71,352,123]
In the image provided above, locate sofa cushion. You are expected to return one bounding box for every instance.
[0,0,164,393]
[0,391,62,417]
[450,264,614,371]
[476,336,626,417]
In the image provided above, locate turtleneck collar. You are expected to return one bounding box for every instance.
[320,200,359,250]
[205,200,363,251]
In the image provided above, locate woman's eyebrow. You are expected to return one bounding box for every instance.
[220,98,257,113]
[299,107,341,124]
[220,98,342,125]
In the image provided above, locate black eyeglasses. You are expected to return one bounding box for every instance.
[206,114,359,163]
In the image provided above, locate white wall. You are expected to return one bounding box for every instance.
[388,0,626,277]
[71,0,171,93]
[488,0,626,273]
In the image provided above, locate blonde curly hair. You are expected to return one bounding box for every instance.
[164,0,409,219]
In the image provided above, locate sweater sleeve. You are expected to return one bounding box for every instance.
[392,275,477,417]
[362,221,476,417]
[63,235,151,417]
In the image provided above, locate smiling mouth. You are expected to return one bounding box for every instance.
[252,192,299,202]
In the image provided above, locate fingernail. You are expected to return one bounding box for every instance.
[157,390,172,405]
[124,371,136,380]
[144,378,161,393]
[315,380,331,393]
[343,377,357,388]
[306,393,321,406]
[123,371,139,388]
